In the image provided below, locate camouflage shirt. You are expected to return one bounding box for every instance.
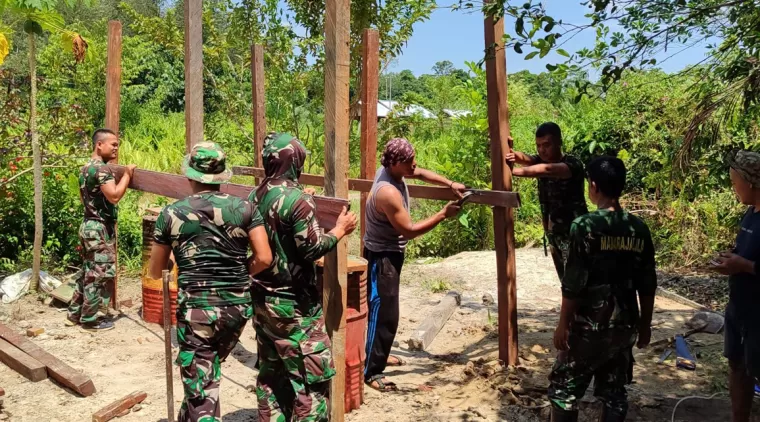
[153,192,264,308]
[562,210,657,329]
[79,158,117,233]
[530,154,588,236]
[249,133,338,301]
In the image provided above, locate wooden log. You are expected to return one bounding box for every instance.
[233,166,521,208]
[91,390,147,422]
[106,20,123,312]
[109,165,348,230]
[161,270,175,422]
[360,29,379,254]
[184,0,203,151]
[0,323,95,396]
[484,11,518,365]
[324,0,350,416]
[0,338,47,382]
[407,291,461,351]
[251,44,266,178]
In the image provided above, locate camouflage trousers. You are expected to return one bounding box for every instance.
[548,327,637,416]
[547,231,571,280]
[176,303,252,422]
[67,220,115,324]
[254,296,335,422]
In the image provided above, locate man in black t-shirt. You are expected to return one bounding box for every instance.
[711,150,760,422]
[506,122,588,280]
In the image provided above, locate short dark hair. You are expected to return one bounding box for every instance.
[535,122,562,145]
[586,156,627,199]
[92,128,116,149]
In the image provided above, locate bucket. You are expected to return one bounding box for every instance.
[141,209,178,326]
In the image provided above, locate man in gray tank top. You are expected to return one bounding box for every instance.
[363,137,465,391]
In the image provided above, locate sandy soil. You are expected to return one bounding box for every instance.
[0,248,736,421]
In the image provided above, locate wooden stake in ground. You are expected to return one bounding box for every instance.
[184,0,203,152]
[323,0,350,417]
[105,20,122,312]
[162,269,175,422]
[408,291,462,351]
[92,390,147,422]
[251,43,266,182]
[359,29,379,254]
[483,10,518,365]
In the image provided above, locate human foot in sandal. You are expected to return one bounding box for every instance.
[366,374,397,392]
[386,355,404,366]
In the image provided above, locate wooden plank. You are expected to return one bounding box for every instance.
[407,291,461,351]
[251,44,266,176]
[92,390,147,422]
[50,281,76,305]
[106,20,123,312]
[233,166,521,208]
[184,0,203,151]
[0,338,47,382]
[360,29,379,254]
[323,0,350,417]
[0,323,94,395]
[110,165,348,230]
[484,12,518,365]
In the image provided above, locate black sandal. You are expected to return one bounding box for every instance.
[366,374,397,392]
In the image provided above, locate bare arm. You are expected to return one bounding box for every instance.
[376,186,457,241]
[101,165,135,204]
[148,243,172,280]
[409,167,466,197]
[506,150,538,167]
[248,226,273,276]
[512,163,572,179]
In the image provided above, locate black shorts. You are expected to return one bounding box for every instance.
[724,300,760,378]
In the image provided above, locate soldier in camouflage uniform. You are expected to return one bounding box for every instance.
[547,156,656,422]
[506,122,588,280]
[149,142,273,422]
[67,128,136,331]
[248,133,358,422]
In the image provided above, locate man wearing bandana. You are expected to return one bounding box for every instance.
[711,150,760,422]
[249,133,358,421]
[363,137,465,391]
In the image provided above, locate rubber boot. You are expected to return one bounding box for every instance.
[550,406,579,422]
[597,406,627,422]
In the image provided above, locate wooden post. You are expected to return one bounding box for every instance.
[484,12,518,365]
[359,29,379,254]
[251,44,266,176]
[184,0,203,152]
[323,0,350,417]
[162,270,175,422]
[106,20,122,312]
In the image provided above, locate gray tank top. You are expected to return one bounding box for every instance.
[363,167,410,253]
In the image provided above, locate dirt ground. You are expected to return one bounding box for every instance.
[0,248,739,421]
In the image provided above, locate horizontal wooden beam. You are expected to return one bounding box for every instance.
[110,165,348,230]
[233,166,521,208]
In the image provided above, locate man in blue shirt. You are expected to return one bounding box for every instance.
[712,150,760,422]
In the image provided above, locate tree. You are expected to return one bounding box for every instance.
[0,0,89,289]
[477,0,760,169]
[432,60,455,76]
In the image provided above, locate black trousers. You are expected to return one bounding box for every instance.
[363,247,405,382]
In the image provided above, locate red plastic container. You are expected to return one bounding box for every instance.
[141,211,178,327]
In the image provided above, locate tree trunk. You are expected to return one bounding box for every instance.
[29,32,42,292]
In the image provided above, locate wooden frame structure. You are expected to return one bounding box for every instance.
[103,2,520,420]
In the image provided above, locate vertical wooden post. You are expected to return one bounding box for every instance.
[359,29,379,254]
[184,0,203,152]
[323,0,350,417]
[106,20,122,311]
[484,12,518,365]
[251,44,266,180]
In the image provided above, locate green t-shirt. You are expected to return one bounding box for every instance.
[79,158,117,233]
[562,209,657,329]
[153,192,264,308]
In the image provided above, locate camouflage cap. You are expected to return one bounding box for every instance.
[182,141,232,184]
[727,150,760,186]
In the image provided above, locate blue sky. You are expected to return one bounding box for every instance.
[392,1,712,76]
